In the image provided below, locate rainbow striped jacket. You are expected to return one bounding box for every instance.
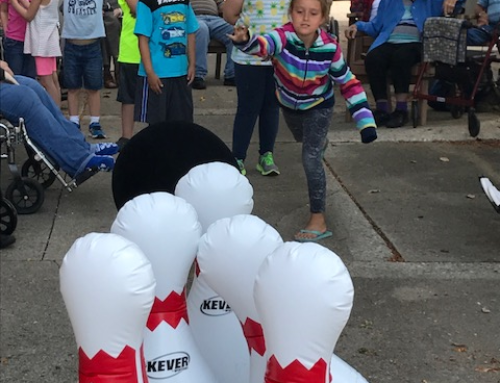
[235,22,376,130]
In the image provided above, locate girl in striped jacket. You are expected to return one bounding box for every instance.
[229,0,377,242]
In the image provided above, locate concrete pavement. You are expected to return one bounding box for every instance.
[2,6,500,382]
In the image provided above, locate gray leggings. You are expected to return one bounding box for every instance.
[282,107,333,213]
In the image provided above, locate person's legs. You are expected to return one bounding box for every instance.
[194,17,209,89]
[365,43,394,101]
[82,41,105,138]
[35,57,61,107]
[232,63,266,161]
[117,63,139,146]
[0,76,93,176]
[3,37,36,78]
[205,15,236,80]
[257,65,280,155]
[286,107,332,241]
[386,42,421,128]
[63,41,85,121]
[467,25,494,46]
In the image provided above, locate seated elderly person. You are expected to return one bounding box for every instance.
[345,0,462,128]
[0,60,117,179]
[467,0,500,46]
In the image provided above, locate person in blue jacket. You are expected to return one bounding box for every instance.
[345,0,462,128]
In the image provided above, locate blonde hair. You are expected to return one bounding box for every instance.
[288,0,331,20]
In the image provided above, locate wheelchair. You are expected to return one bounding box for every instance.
[0,116,101,216]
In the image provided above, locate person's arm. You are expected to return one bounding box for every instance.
[187,32,195,84]
[328,43,377,142]
[1,2,9,31]
[474,4,488,26]
[125,0,137,17]
[138,34,163,94]
[10,0,42,22]
[228,25,283,57]
[222,0,243,25]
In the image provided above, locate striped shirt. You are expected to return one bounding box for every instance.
[478,0,500,25]
[236,22,376,130]
[24,0,61,57]
[387,0,420,43]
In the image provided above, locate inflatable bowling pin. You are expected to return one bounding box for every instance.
[175,162,253,383]
[60,232,156,383]
[110,192,217,383]
[197,214,283,383]
[254,242,354,383]
[198,215,369,383]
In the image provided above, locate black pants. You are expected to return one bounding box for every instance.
[365,42,422,101]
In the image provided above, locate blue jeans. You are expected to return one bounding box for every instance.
[232,64,280,160]
[63,40,103,90]
[2,37,36,78]
[467,25,495,46]
[195,15,235,79]
[0,76,95,177]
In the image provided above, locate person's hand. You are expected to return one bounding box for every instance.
[443,0,457,16]
[227,25,249,43]
[0,60,14,77]
[187,64,195,85]
[113,7,123,17]
[360,126,377,143]
[146,71,163,94]
[345,24,357,40]
[477,10,489,26]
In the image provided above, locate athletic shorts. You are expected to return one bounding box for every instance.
[117,63,139,104]
[134,76,193,125]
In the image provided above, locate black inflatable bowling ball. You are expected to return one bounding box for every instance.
[112,121,238,210]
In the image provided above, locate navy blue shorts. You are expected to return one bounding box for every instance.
[63,40,103,90]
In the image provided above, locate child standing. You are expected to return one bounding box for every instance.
[115,0,140,150]
[229,0,377,242]
[61,0,107,139]
[134,0,198,124]
[11,0,62,106]
[0,0,36,77]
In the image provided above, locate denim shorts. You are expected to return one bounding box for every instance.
[63,40,103,90]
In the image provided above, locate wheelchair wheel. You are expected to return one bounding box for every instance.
[450,105,464,119]
[5,178,45,215]
[468,108,480,138]
[411,100,419,128]
[21,158,58,189]
[0,198,18,235]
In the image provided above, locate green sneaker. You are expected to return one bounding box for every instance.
[236,158,247,176]
[256,152,280,176]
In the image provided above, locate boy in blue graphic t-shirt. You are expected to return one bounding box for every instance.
[134,0,198,124]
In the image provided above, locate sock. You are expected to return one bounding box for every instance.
[376,100,389,112]
[396,101,408,111]
[90,116,100,124]
[69,116,80,125]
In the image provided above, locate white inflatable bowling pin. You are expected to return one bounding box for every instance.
[60,233,156,383]
[110,192,217,383]
[175,162,253,383]
[197,214,282,383]
[198,215,369,383]
[254,242,354,383]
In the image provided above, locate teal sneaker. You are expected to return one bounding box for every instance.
[256,152,280,176]
[236,159,247,176]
